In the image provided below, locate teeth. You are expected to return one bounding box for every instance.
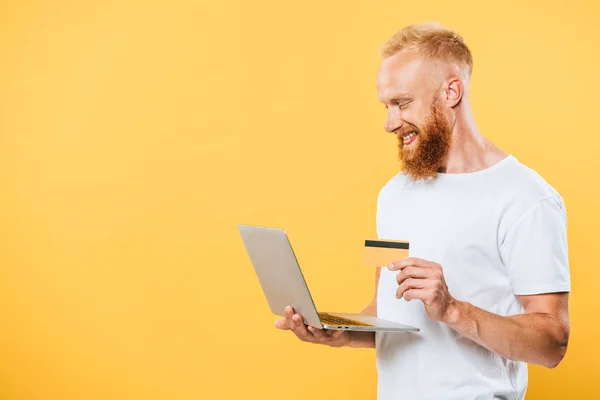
[403,132,416,142]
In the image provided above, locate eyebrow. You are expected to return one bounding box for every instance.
[379,94,413,104]
[390,96,412,103]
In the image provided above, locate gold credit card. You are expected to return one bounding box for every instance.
[364,239,409,267]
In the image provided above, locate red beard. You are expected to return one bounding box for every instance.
[397,97,453,181]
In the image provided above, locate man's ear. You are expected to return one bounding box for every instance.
[445,78,463,108]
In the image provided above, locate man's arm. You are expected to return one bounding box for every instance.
[275,267,380,349]
[446,292,570,368]
[359,266,381,317]
[347,267,381,348]
[390,258,570,368]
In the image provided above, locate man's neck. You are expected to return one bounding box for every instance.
[438,107,507,174]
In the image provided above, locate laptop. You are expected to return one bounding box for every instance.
[238,224,419,332]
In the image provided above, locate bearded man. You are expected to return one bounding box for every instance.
[275,22,570,400]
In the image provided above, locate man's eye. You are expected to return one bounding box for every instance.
[399,103,409,110]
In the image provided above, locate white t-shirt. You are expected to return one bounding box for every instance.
[375,155,570,400]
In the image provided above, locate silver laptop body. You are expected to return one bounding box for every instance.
[238,224,419,333]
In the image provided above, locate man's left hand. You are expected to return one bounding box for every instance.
[388,258,456,323]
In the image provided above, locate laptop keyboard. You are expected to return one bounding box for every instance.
[318,312,373,327]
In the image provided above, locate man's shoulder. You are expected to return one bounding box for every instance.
[505,157,564,206]
[496,157,567,232]
[375,157,565,210]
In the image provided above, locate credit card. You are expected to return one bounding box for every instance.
[364,239,409,267]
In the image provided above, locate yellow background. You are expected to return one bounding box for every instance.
[0,0,598,398]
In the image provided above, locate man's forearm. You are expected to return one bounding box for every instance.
[348,331,375,348]
[344,301,377,349]
[445,300,569,368]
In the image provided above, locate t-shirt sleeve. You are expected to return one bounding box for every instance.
[500,195,571,295]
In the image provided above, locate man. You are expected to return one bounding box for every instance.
[275,22,570,400]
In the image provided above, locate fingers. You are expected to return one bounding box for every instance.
[307,325,325,339]
[391,260,445,301]
[308,326,345,341]
[395,263,437,299]
[388,257,435,271]
[278,306,345,344]
[283,306,314,342]
[395,266,430,285]
[402,288,430,302]
[284,305,296,330]
[396,278,427,299]
[291,313,313,340]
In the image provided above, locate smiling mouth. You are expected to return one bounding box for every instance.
[399,131,418,146]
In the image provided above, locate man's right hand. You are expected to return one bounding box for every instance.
[274,305,351,348]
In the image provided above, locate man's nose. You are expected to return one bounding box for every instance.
[384,110,402,134]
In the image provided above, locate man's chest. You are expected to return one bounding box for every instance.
[377,192,509,301]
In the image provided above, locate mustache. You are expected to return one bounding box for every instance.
[394,126,419,137]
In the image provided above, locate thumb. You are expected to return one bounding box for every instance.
[274,319,290,330]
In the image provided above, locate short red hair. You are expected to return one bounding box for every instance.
[380,22,473,78]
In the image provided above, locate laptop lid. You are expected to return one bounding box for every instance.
[238,224,323,328]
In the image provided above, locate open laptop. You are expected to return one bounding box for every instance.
[238,224,419,332]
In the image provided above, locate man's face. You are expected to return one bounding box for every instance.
[377,51,453,181]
